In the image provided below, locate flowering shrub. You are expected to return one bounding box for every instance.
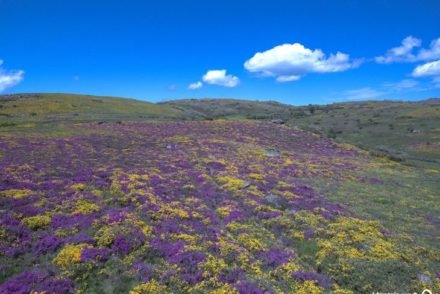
[53,243,90,269]
[0,271,74,293]
[1,189,34,199]
[216,175,246,191]
[316,217,400,264]
[72,199,100,214]
[292,280,324,294]
[130,279,168,294]
[22,214,51,230]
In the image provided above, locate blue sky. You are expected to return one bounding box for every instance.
[0,0,439,105]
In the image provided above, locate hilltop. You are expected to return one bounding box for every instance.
[0,93,184,127]
[160,98,293,120]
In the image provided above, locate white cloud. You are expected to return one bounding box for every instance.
[276,75,301,82]
[415,38,440,61]
[376,36,440,64]
[341,87,385,100]
[335,78,429,102]
[375,36,421,63]
[202,70,239,88]
[188,81,203,90]
[412,60,440,77]
[244,43,359,82]
[382,79,419,91]
[0,60,24,93]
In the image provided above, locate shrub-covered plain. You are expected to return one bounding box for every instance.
[0,121,438,293]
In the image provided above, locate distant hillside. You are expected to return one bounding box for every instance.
[1,93,438,167]
[161,98,294,120]
[289,99,440,167]
[164,98,440,167]
[0,93,184,129]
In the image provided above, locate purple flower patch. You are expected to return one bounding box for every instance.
[0,270,74,294]
[259,248,293,267]
[80,247,110,262]
[291,271,333,289]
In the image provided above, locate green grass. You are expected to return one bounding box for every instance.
[304,160,440,271]
[161,98,293,120]
[0,93,184,132]
[289,100,440,168]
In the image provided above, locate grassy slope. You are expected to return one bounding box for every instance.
[288,100,439,165]
[164,98,440,167]
[2,94,439,168]
[3,93,438,166]
[161,98,293,120]
[0,93,184,132]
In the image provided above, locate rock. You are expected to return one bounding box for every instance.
[265,149,281,157]
[407,127,421,133]
[265,193,280,206]
[242,181,252,189]
[265,193,289,209]
[271,119,285,124]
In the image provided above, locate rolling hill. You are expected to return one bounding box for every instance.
[163,97,440,168]
[0,93,184,129]
[160,98,293,120]
[1,93,439,167]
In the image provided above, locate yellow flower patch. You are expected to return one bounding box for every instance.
[129,280,168,294]
[248,173,264,180]
[294,210,326,229]
[158,205,190,219]
[216,176,246,191]
[53,243,90,269]
[369,242,400,259]
[171,233,198,243]
[70,183,87,191]
[201,254,228,278]
[237,233,267,251]
[216,206,234,219]
[94,226,115,247]
[1,189,33,199]
[55,227,79,238]
[273,259,300,279]
[292,280,323,294]
[22,215,51,230]
[317,216,399,264]
[225,221,253,233]
[72,199,100,214]
[0,228,8,239]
